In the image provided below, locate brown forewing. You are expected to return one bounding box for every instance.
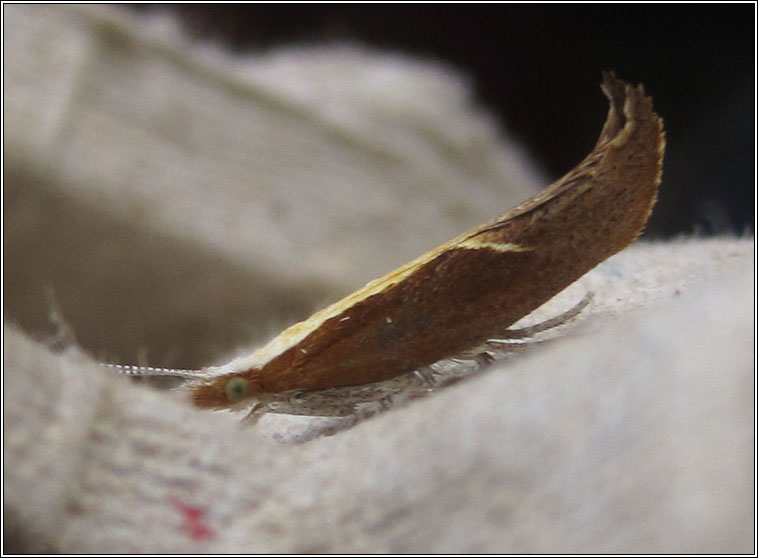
[241,72,665,394]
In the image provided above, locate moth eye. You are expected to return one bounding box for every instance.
[224,377,248,403]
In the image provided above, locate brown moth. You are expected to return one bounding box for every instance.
[121,72,665,422]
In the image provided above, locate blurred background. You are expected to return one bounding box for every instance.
[131,3,755,238]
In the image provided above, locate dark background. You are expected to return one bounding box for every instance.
[131,4,755,238]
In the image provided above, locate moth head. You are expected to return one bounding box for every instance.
[189,373,262,410]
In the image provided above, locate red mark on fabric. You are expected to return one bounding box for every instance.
[171,497,215,541]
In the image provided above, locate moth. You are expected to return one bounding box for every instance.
[116,72,665,423]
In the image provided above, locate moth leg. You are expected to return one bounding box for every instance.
[484,338,551,351]
[413,366,437,388]
[471,351,496,366]
[501,291,593,339]
[241,401,269,426]
[269,401,358,417]
[265,392,359,418]
[239,396,354,425]
[253,371,430,420]
[456,294,592,365]
[377,395,395,411]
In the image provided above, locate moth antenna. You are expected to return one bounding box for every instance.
[103,363,207,380]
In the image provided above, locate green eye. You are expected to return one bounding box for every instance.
[224,377,248,403]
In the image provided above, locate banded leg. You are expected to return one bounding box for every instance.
[495,291,593,340]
